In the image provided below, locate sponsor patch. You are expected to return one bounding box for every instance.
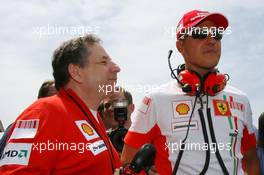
[0,143,32,166]
[171,121,198,132]
[229,96,244,112]
[172,100,192,118]
[88,140,107,156]
[176,103,190,115]
[229,129,239,138]
[213,99,232,116]
[10,119,39,139]
[138,96,151,114]
[81,123,94,136]
[230,101,244,111]
[75,120,99,141]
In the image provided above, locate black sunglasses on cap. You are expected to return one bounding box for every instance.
[180,27,223,40]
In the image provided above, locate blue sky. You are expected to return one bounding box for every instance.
[0,0,263,128]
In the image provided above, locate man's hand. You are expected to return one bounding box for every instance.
[121,144,139,165]
[148,166,159,175]
[243,148,260,175]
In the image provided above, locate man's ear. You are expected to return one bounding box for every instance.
[128,104,135,114]
[68,64,82,83]
[176,40,184,54]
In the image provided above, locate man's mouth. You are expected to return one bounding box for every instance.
[203,49,217,54]
[108,78,117,81]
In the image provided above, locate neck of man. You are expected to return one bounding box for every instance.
[185,63,215,77]
[65,83,102,111]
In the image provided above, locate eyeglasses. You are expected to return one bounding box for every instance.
[179,27,223,40]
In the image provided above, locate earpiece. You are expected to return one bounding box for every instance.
[167,50,227,96]
[178,69,200,95]
[202,71,227,96]
[177,66,227,96]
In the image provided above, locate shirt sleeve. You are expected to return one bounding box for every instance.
[0,103,62,174]
[124,95,160,148]
[241,99,257,154]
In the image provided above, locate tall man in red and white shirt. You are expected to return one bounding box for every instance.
[121,10,260,175]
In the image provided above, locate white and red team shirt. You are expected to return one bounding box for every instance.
[124,81,256,175]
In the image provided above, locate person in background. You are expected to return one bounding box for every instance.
[37,80,57,99]
[0,120,4,144]
[0,121,4,133]
[98,87,134,154]
[258,112,264,174]
[98,86,134,131]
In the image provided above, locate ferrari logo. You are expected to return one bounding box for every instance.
[213,99,232,116]
[217,102,228,115]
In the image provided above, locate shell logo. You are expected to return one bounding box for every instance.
[81,123,94,136]
[176,103,190,115]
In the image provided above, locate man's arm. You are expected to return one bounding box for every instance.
[243,148,260,175]
[0,107,61,174]
[121,144,138,165]
[121,144,159,175]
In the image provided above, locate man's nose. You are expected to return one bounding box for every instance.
[206,32,218,44]
[110,61,121,73]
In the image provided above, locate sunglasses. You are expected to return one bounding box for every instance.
[180,28,223,40]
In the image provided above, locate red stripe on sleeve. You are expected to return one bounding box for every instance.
[241,126,257,155]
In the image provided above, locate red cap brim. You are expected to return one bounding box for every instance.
[187,13,228,30]
[177,13,229,39]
